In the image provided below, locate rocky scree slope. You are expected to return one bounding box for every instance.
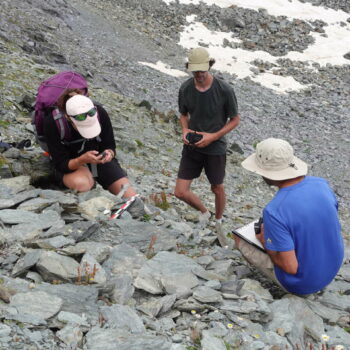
[0,0,350,349]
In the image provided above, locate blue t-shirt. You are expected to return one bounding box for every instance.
[263,176,344,295]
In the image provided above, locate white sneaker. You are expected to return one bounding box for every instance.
[215,219,228,248]
[198,210,211,228]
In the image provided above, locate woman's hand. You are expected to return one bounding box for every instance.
[97,149,114,164]
[72,149,115,170]
[78,150,101,165]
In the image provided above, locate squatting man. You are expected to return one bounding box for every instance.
[174,47,240,245]
[234,138,344,295]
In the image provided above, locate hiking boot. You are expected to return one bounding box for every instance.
[215,219,229,248]
[127,197,151,219]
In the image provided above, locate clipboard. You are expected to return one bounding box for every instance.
[231,220,266,253]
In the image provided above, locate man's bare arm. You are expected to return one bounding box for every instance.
[179,114,194,144]
[256,225,298,275]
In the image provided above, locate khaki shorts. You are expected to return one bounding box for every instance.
[237,239,286,290]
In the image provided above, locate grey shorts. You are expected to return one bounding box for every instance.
[236,239,285,290]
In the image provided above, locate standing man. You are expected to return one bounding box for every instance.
[235,138,344,295]
[174,47,240,243]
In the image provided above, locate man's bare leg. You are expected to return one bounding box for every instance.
[211,183,228,247]
[211,184,226,220]
[174,178,208,213]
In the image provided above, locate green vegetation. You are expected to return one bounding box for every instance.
[0,157,8,168]
[135,139,144,147]
[142,214,151,222]
[150,192,170,211]
[0,120,10,128]
[253,140,259,149]
[225,342,232,350]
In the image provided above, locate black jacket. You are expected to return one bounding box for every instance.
[43,104,116,173]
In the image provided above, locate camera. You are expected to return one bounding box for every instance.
[186,132,203,144]
[98,151,107,159]
[254,217,263,235]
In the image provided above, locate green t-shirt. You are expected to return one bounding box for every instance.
[178,76,239,155]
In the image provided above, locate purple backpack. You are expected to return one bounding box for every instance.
[32,71,88,152]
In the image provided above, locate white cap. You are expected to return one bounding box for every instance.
[66,95,101,139]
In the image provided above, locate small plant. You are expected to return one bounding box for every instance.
[0,120,10,128]
[76,263,99,284]
[190,323,201,346]
[149,191,170,211]
[161,168,171,177]
[143,213,151,222]
[252,140,260,149]
[135,139,144,147]
[146,234,157,259]
[0,157,8,169]
[51,280,63,285]
[224,342,232,350]
[98,312,106,327]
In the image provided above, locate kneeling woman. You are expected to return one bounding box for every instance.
[44,92,137,199]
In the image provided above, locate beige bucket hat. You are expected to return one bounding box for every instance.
[241,138,308,181]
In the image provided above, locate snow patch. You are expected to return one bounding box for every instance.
[159,0,350,93]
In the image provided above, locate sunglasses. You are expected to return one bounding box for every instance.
[70,107,97,121]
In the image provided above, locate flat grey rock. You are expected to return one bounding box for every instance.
[112,220,177,252]
[0,209,38,224]
[110,274,134,305]
[30,235,76,249]
[267,297,324,345]
[36,251,80,282]
[10,291,62,320]
[56,324,83,348]
[137,294,176,318]
[192,286,223,303]
[0,176,31,194]
[237,279,273,301]
[85,328,171,350]
[134,251,200,295]
[17,197,56,212]
[201,330,227,350]
[57,311,90,327]
[0,189,41,210]
[100,304,145,333]
[60,241,111,263]
[103,242,146,277]
[12,249,44,277]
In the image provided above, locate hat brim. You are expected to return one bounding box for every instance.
[71,114,101,139]
[187,62,210,72]
[241,153,308,180]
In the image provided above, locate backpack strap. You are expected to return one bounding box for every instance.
[52,108,85,148]
[52,108,71,141]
